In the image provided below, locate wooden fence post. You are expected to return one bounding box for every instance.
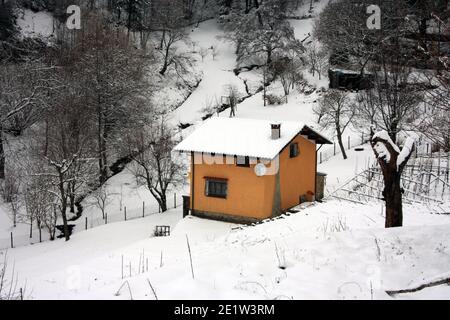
[105,213,108,225]
[334,142,336,156]
[447,152,450,183]
[143,202,145,218]
[85,217,88,230]
[348,136,351,150]
[124,206,127,221]
[174,193,177,208]
[10,232,13,248]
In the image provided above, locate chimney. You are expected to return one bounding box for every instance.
[271,123,281,140]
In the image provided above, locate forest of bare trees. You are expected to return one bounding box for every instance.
[0,3,186,241]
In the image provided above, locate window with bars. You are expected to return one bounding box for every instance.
[205,178,228,198]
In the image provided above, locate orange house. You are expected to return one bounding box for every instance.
[174,117,332,223]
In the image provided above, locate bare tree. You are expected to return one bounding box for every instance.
[199,47,208,62]
[371,131,415,228]
[153,0,191,75]
[225,84,240,117]
[91,184,113,219]
[31,94,97,241]
[314,90,356,160]
[7,174,21,228]
[357,59,423,144]
[126,119,186,212]
[65,11,153,184]
[211,45,219,60]
[270,49,304,102]
[224,0,299,66]
[306,41,328,80]
[314,0,413,76]
[419,13,450,151]
[0,60,52,179]
[314,0,376,75]
[24,175,57,242]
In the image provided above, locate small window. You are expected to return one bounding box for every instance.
[236,156,250,167]
[205,178,228,198]
[290,143,299,158]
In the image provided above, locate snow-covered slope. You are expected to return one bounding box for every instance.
[3,199,449,299]
[2,0,449,300]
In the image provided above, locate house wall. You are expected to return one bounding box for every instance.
[190,154,276,221]
[189,134,317,221]
[279,135,317,210]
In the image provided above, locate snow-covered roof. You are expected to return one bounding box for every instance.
[174,117,331,160]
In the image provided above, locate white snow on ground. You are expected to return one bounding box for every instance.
[2,200,449,300]
[77,169,188,231]
[318,144,376,192]
[169,20,247,126]
[1,0,449,300]
[0,163,189,250]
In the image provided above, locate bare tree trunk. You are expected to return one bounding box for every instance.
[266,48,272,66]
[0,126,4,180]
[58,176,70,241]
[60,203,70,241]
[372,133,415,228]
[160,43,171,75]
[69,190,75,214]
[336,128,347,160]
[98,107,108,184]
[383,172,403,227]
[159,29,165,50]
[37,219,42,243]
[127,0,133,37]
[159,195,168,212]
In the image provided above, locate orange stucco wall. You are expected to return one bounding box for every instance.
[279,135,317,210]
[189,134,317,220]
[190,154,276,220]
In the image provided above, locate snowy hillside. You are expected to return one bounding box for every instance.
[1,0,449,302]
[3,198,449,299]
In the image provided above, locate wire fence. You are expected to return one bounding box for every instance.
[84,193,184,229]
[0,193,184,251]
[318,132,449,165]
[330,152,450,212]
[318,132,369,164]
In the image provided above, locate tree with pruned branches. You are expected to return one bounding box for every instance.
[371,131,416,228]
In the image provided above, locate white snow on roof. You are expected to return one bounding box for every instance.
[174,117,308,159]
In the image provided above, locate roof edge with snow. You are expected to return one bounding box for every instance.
[174,118,332,160]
